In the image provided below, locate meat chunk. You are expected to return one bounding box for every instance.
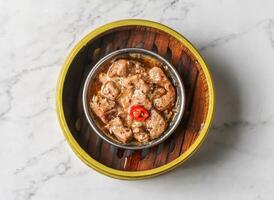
[121,75,152,109]
[130,61,146,74]
[149,67,169,85]
[118,88,133,109]
[153,84,175,110]
[90,95,116,123]
[122,75,149,92]
[149,67,175,111]
[131,121,150,143]
[131,121,145,130]
[107,117,133,143]
[117,109,132,126]
[134,79,150,94]
[163,110,173,121]
[101,81,120,100]
[108,59,129,77]
[133,131,150,143]
[152,87,166,98]
[146,109,167,139]
[132,89,152,110]
[99,72,108,83]
[103,109,117,122]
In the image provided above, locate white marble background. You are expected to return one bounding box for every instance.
[1,0,274,199]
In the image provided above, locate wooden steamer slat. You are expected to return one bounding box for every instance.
[76,39,102,149]
[112,31,130,50]
[181,63,207,153]
[137,146,158,170]
[167,53,197,162]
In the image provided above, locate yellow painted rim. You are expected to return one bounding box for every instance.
[56,19,215,180]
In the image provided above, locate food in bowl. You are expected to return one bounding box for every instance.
[88,53,177,145]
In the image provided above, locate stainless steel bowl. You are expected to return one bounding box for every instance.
[83,48,185,150]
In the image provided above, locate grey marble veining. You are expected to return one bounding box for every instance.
[1,0,274,199]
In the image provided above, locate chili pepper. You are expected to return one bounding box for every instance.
[130,105,150,121]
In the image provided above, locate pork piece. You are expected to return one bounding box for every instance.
[118,88,133,109]
[103,109,117,123]
[132,89,152,110]
[133,131,150,143]
[134,78,150,94]
[107,117,133,143]
[117,109,132,126]
[163,110,173,121]
[148,67,175,111]
[153,84,175,111]
[130,61,146,74]
[99,72,122,85]
[152,87,166,98]
[121,75,152,109]
[146,109,167,139]
[131,121,150,143]
[99,72,108,83]
[148,66,168,84]
[107,59,129,77]
[122,75,149,93]
[101,81,120,100]
[90,95,116,123]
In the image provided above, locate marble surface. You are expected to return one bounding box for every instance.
[1,0,274,199]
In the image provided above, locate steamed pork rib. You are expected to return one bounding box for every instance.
[122,75,152,109]
[133,131,150,143]
[146,109,167,139]
[149,67,175,111]
[118,88,133,109]
[152,87,166,98]
[90,95,116,123]
[89,55,176,144]
[107,59,129,77]
[132,89,152,110]
[106,117,133,143]
[131,121,150,143]
[101,81,120,100]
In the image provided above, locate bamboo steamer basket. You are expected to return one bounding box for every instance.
[56,19,214,180]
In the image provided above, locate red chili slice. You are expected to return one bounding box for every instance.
[130,105,150,121]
